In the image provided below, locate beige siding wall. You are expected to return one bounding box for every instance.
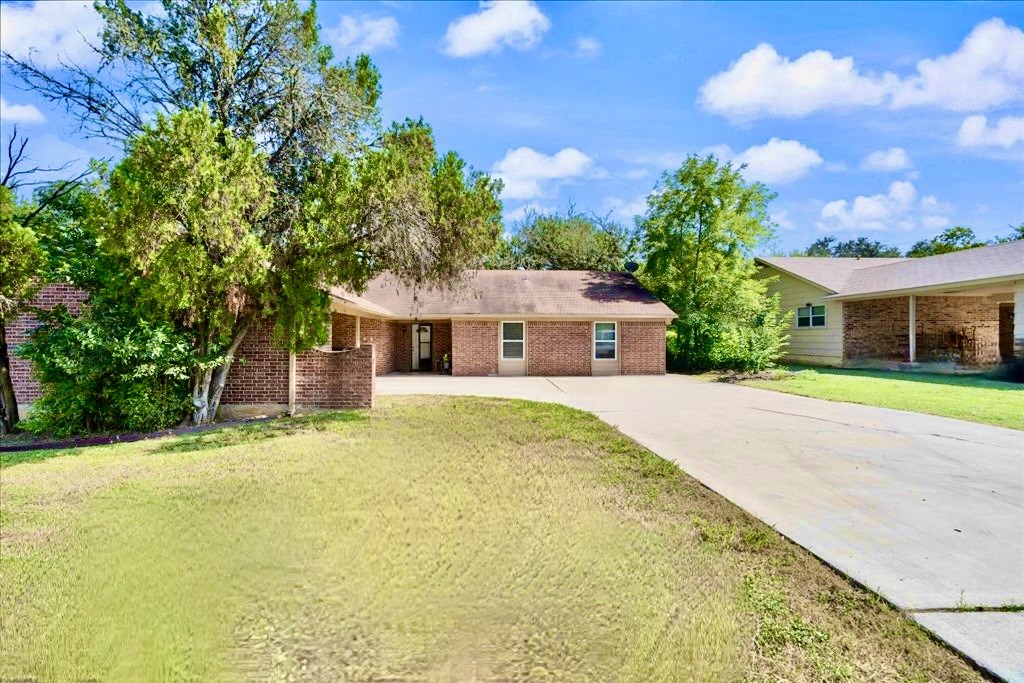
[759,267,843,366]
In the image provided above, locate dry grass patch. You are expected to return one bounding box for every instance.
[1,396,981,681]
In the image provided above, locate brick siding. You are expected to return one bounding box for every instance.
[843,295,1001,365]
[451,320,499,376]
[620,321,668,374]
[294,345,375,409]
[7,283,89,403]
[527,321,591,375]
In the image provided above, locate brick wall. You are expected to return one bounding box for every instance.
[332,314,400,375]
[221,318,290,404]
[452,320,499,376]
[7,283,89,403]
[221,317,375,410]
[620,321,668,374]
[843,295,1001,365]
[527,321,591,375]
[393,320,452,373]
[294,345,375,409]
[916,296,1000,364]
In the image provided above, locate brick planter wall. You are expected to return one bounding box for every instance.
[452,320,499,376]
[527,321,591,375]
[294,345,375,409]
[7,284,89,403]
[221,317,375,411]
[843,295,1001,365]
[620,321,667,374]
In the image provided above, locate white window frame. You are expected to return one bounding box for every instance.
[796,304,827,329]
[501,321,526,360]
[593,321,618,361]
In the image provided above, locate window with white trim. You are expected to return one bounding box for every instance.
[594,322,617,360]
[501,321,525,359]
[796,305,826,328]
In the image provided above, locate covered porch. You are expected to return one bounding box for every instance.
[838,279,1023,371]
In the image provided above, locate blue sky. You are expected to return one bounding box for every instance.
[2,1,1022,253]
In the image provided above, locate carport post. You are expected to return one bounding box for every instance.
[1015,281,1024,359]
[908,295,917,363]
[355,315,361,348]
[288,351,297,415]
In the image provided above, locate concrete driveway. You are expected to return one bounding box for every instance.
[378,374,1024,681]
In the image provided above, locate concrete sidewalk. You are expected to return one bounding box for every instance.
[378,374,1024,681]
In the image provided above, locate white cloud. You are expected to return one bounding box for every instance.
[325,15,398,53]
[0,97,45,124]
[957,114,1024,149]
[575,36,601,58]
[443,1,550,58]
[493,146,594,200]
[818,181,951,232]
[701,138,823,184]
[0,0,102,68]
[604,194,648,221]
[700,17,1024,120]
[772,209,797,231]
[860,147,913,172]
[890,18,1024,111]
[699,43,893,120]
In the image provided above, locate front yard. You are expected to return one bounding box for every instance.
[1,397,980,681]
[742,366,1024,430]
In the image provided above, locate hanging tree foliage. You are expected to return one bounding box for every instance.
[6,0,504,424]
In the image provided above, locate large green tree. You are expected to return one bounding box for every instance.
[906,226,988,257]
[7,0,503,424]
[640,155,787,372]
[487,208,636,270]
[803,235,902,258]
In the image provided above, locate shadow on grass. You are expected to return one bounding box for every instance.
[784,365,1023,391]
[1,446,84,469]
[156,410,369,454]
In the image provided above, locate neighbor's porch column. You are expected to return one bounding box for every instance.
[355,315,361,348]
[908,294,917,363]
[1015,281,1024,359]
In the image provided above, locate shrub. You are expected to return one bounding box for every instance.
[19,302,194,436]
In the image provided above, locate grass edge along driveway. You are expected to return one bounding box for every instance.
[1,396,983,681]
[740,366,1024,430]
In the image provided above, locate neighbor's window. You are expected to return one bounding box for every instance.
[797,305,826,328]
[501,321,525,359]
[594,322,617,360]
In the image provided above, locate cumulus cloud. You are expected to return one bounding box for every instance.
[324,15,399,53]
[699,43,893,120]
[492,147,595,200]
[860,147,913,172]
[957,114,1024,149]
[702,138,823,184]
[700,17,1024,120]
[818,181,950,232]
[0,0,102,68]
[443,1,550,58]
[575,37,601,58]
[0,97,45,124]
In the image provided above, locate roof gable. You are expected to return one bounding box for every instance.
[756,256,907,293]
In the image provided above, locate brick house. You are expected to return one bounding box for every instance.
[8,270,674,418]
[755,240,1024,369]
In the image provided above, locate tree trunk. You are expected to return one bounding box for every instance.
[190,315,255,425]
[0,321,21,435]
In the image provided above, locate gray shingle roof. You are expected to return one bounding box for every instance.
[332,270,676,320]
[758,240,1024,298]
[756,256,907,293]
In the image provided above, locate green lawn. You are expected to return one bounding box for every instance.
[1,397,980,681]
[743,366,1024,430]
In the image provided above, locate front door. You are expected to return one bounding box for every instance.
[412,323,433,371]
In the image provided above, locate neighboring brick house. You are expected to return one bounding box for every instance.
[327,270,676,377]
[7,271,674,419]
[755,240,1024,370]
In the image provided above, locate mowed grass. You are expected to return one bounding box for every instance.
[744,366,1024,430]
[1,397,981,681]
